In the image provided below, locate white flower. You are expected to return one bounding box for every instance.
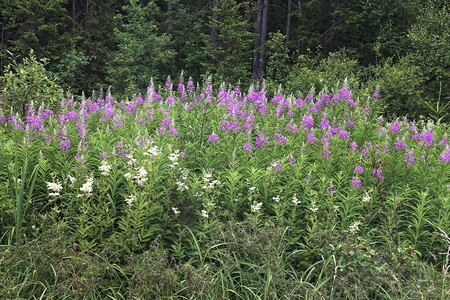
[172,207,181,216]
[249,186,256,193]
[349,220,361,234]
[176,181,189,192]
[181,168,190,180]
[78,176,94,198]
[292,193,301,205]
[124,172,133,181]
[47,181,63,193]
[251,202,263,213]
[145,145,161,157]
[168,152,179,163]
[201,210,209,218]
[125,194,136,207]
[309,201,318,213]
[68,175,77,185]
[134,167,148,185]
[98,160,112,176]
[362,191,371,203]
[47,180,63,197]
[202,168,213,180]
[333,205,340,213]
[273,195,280,202]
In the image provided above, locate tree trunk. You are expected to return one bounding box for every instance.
[258,0,269,78]
[211,0,218,47]
[253,0,263,80]
[210,0,218,67]
[286,0,292,44]
[253,0,269,81]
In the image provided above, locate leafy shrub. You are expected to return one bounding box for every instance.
[366,55,425,120]
[278,50,362,95]
[0,51,62,118]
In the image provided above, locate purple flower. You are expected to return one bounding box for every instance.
[372,169,384,181]
[307,132,316,145]
[405,149,414,168]
[350,141,358,152]
[289,155,296,165]
[169,127,179,136]
[390,123,401,134]
[161,118,171,127]
[438,137,448,147]
[274,133,288,146]
[351,177,362,190]
[363,107,370,117]
[319,117,330,130]
[208,133,218,143]
[439,148,450,163]
[394,138,407,151]
[302,115,314,129]
[353,165,364,174]
[187,80,195,92]
[243,143,253,151]
[322,142,331,161]
[255,134,269,149]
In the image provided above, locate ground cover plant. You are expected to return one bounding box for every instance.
[0,75,449,299]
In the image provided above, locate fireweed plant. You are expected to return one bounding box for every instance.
[0,77,449,299]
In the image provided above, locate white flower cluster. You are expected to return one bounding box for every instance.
[168,151,180,169]
[176,181,189,192]
[77,176,94,198]
[251,202,263,213]
[201,168,222,192]
[272,195,281,202]
[172,207,181,216]
[143,145,162,158]
[309,200,318,213]
[125,194,136,207]
[291,193,301,205]
[176,168,190,192]
[349,220,361,234]
[98,160,112,176]
[46,181,63,197]
[134,167,148,185]
[124,166,148,186]
[201,209,209,219]
[362,191,371,203]
[68,175,77,186]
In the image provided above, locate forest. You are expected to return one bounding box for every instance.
[1,0,449,120]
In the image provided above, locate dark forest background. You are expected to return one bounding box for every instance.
[1,0,449,120]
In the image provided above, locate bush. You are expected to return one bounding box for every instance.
[367,55,425,120]
[0,50,62,118]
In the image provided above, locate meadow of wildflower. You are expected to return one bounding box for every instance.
[0,76,449,299]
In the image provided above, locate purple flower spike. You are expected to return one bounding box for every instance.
[208,133,219,143]
[351,176,362,190]
[353,166,364,174]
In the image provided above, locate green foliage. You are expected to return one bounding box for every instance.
[0,0,70,72]
[204,0,254,86]
[408,1,450,121]
[265,31,290,82]
[0,51,62,117]
[53,49,91,95]
[367,55,424,120]
[107,0,176,97]
[280,50,361,95]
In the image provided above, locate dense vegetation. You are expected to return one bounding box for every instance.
[0,0,449,120]
[0,76,449,298]
[0,0,449,299]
